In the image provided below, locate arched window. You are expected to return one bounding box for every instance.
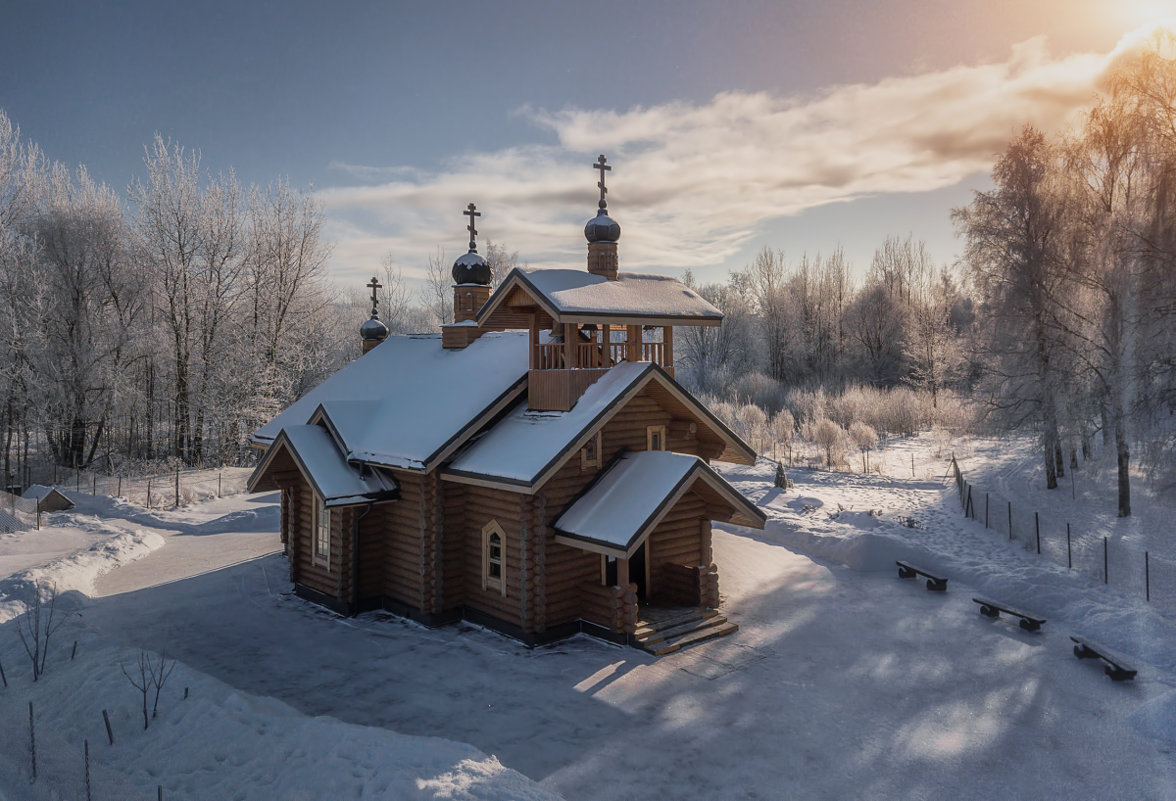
[482,521,506,594]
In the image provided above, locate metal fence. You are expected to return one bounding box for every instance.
[951,456,1176,613]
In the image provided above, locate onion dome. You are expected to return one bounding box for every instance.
[452,249,492,285]
[361,312,389,343]
[584,210,621,243]
[585,154,621,243]
[452,202,493,286]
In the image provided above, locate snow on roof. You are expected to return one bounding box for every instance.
[277,425,398,507]
[22,484,65,502]
[251,332,529,471]
[488,267,723,323]
[555,451,700,551]
[446,361,652,485]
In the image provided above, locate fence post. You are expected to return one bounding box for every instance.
[29,701,36,781]
[92,474,96,495]
[1145,551,1150,602]
[36,498,40,531]
[174,469,180,508]
[1103,537,1108,584]
[218,471,222,497]
[985,493,989,528]
[146,478,152,510]
[1008,502,1012,541]
[117,476,121,496]
[1066,523,1071,569]
[965,486,973,518]
[76,468,80,492]
[1035,512,1040,554]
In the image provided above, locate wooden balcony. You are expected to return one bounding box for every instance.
[528,324,675,411]
[533,341,667,370]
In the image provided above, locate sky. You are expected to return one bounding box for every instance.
[3,0,1175,289]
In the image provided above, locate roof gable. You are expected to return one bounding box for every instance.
[442,361,756,491]
[478,267,723,327]
[552,451,765,557]
[248,424,399,507]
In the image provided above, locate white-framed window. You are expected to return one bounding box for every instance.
[482,521,506,595]
[313,496,331,570]
[647,425,666,451]
[581,431,602,470]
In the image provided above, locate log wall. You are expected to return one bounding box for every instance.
[646,491,708,604]
[460,484,526,628]
[382,470,426,609]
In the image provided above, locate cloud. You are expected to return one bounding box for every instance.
[318,30,1150,285]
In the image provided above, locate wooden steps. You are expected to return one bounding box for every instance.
[633,607,738,656]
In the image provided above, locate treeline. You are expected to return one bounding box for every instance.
[0,116,353,479]
[673,239,974,475]
[677,236,973,406]
[954,31,1176,516]
[0,110,521,483]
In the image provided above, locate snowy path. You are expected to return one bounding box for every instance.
[92,492,283,596]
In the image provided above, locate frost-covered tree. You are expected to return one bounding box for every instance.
[954,126,1067,489]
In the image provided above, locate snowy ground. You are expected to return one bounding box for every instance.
[1,434,1174,800]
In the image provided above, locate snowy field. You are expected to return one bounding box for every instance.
[1,434,1174,799]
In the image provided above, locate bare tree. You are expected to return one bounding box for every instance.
[419,246,452,329]
[16,582,67,681]
[149,649,176,719]
[120,651,152,730]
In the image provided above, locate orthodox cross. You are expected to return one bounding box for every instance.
[464,202,481,251]
[366,276,382,313]
[593,154,611,211]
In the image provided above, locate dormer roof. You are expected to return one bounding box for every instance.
[477,267,722,328]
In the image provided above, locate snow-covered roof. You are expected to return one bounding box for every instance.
[250,332,529,472]
[445,361,652,487]
[250,425,399,507]
[22,484,65,502]
[553,451,765,557]
[478,267,723,326]
[444,361,756,489]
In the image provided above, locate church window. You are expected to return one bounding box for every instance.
[647,425,666,451]
[482,521,506,594]
[581,431,602,470]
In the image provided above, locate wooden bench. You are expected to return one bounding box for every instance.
[895,561,947,592]
[973,598,1046,631]
[1070,635,1137,681]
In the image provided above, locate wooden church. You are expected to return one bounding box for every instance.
[248,157,765,649]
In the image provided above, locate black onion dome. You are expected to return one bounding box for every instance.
[452,250,492,285]
[360,313,389,342]
[584,211,621,243]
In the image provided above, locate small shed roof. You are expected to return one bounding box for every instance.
[478,267,723,327]
[22,484,61,502]
[249,425,399,507]
[250,332,529,472]
[21,485,72,509]
[553,451,766,558]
